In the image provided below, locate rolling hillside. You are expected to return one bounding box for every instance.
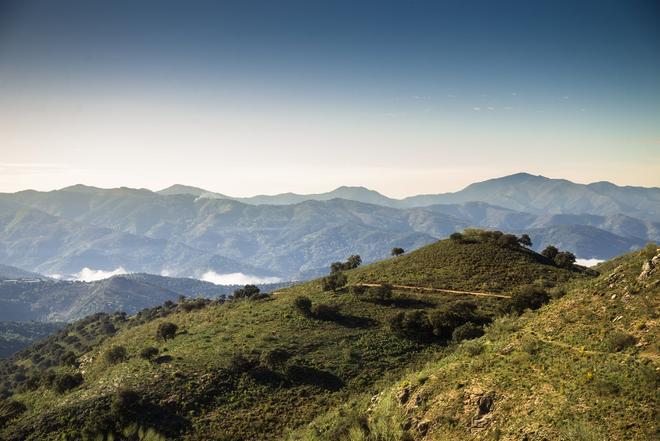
[0,234,591,440]
[292,245,659,441]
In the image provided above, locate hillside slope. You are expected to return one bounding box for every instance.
[294,245,659,441]
[0,235,586,440]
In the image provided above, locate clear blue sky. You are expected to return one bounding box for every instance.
[1,0,658,195]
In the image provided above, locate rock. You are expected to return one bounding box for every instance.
[397,386,411,404]
[417,420,430,436]
[477,391,495,416]
[637,258,657,281]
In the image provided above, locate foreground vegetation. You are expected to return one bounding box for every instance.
[2,232,652,440]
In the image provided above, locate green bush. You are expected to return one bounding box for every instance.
[156,322,178,341]
[293,296,312,317]
[322,272,348,292]
[111,388,142,423]
[508,285,550,314]
[312,303,340,321]
[233,284,260,299]
[140,347,159,361]
[0,399,26,427]
[104,345,128,364]
[54,373,83,393]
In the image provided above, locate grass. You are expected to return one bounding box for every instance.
[291,246,659,440]
[0,236,601,440]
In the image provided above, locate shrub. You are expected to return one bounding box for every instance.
[330,255,362,273]
[366,284,393,304]
[554,251,576,268]
[606,332,636,352]
[518,234,532,247]
[429,301,482,340]
[541,245,559,260]
[156,322,178,341]
[0,399,26,427]
[452,322,484,342]
[60,351,78,367]
[508,285,550,314]
[54,373,83,393]
[322,272,348,292]
[312,303,340,321]
[111,388,142,422]
[497,233,520,248]
[233,284,260,299]
[140,347,159,361]
[104,345,128,364]
[449,232,463,242]
[391,247,405,256]
[390,310,434,342]
[294,296,312,317]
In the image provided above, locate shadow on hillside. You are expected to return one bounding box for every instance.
[333,313,378,329]
[389,297,435,309]
[285,364,344,391]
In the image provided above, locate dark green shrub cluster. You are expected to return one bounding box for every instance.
[391,247,405,256]
[311,303,340,321]
[104,346,127,364]
[330,255,362,273]
[293,296,312,317]
[322,272,348,292]
[53,373,83,394]
[233,284,261,299]
[361,284,393,304]
[156,322,178,341]
[541,246,577,268]
[140,346,159,361]
[508,285,550,314]
[391,301,487,343]
[0,399,26,428]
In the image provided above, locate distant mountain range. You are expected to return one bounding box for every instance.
[159,173,660,220]
[0,173,657,281]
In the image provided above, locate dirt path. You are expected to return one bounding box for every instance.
[352,283,511,299]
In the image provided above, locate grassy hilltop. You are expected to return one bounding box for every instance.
[1,232,653,441]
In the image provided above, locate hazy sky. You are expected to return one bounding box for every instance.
[1,0,659,197]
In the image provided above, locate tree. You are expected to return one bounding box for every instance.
[322,271,348,292]
[156,322,178,341]
[518,234,532,247]
[541,245,559,260]
[449,232,463,242]
[367,284,392,304]
[233,284,260,299]
[391,247,405,257]
[345,255,362,269]
[104,346,127,365]
[554,251,576,269]
[330,262,344,273]
[508,285,550,314]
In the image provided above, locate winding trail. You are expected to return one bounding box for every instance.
[352,283,511,299]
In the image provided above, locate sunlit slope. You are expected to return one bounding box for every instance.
[349,236,583,292]
[294,245,659,441]
[0,234,591,441]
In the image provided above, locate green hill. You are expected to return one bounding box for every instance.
[291,244,659,441]
[0,234,613,441]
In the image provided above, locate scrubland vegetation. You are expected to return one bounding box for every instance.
[0,231,655,441]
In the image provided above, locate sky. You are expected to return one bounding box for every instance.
[0,0,659,197]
